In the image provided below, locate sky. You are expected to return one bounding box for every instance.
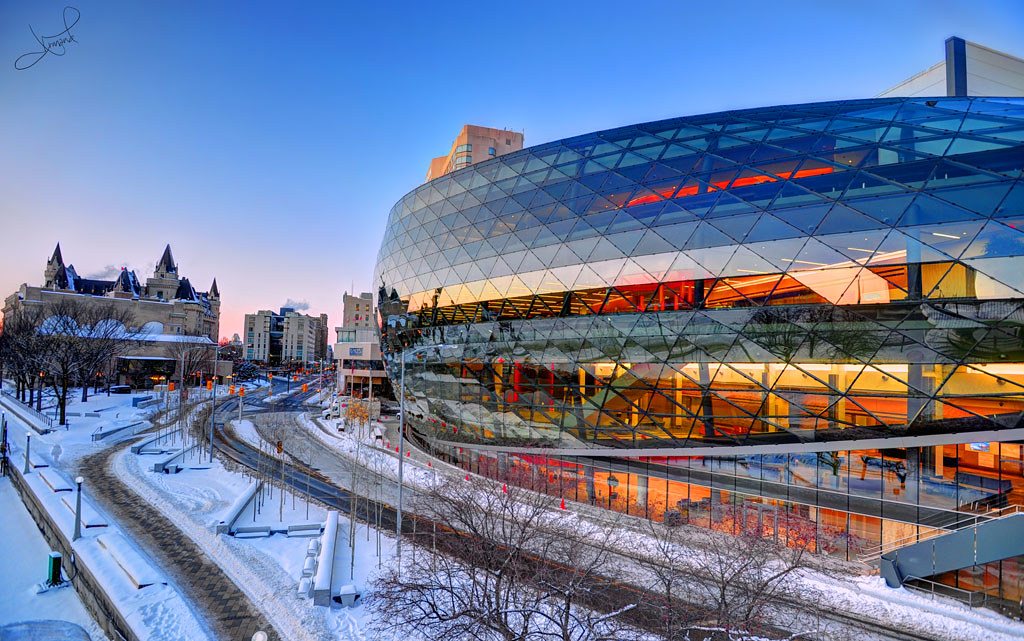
[1,0,1022,341]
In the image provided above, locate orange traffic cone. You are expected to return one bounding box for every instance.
[502,483,507,493]
[465,474,470,481]
[560,498,566,510]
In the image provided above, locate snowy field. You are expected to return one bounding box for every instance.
[0,477,109,640]
[117,420,415,641]
[4,384,1023,641]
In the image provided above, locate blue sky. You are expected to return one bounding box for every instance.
[1,0,1022,339]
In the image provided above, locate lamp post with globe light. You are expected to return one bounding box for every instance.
[73,476,84,541]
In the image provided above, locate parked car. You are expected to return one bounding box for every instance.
[110,385,131,394]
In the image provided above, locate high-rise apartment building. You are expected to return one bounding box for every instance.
[425,125,524,182]
[244,307,322,365]
[314,313,329,361]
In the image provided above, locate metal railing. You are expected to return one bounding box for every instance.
[904,575,1003,609]
[0,388,54,429]
[858,504,1024,563]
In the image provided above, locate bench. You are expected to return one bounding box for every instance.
[91,421,143,442]
[97,533,166,589]
[234,525,271,538]
[38,470,72,493]
[152,444,200,473]
[59,494,108,528]
[287,522,323,537]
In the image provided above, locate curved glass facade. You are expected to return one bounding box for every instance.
[375,98,1024,590]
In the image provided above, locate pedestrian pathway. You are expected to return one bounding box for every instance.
[82,443,281,641]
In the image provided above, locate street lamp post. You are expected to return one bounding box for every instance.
[209,344,225,464]
[396,343,455,566]
[73,476,84,541]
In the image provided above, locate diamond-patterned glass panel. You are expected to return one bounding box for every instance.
[373,98,1024,560]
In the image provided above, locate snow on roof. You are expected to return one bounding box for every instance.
[116,355,176,361]
[140,333,216,344]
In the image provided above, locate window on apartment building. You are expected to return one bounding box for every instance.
[505,138,511,145]
[488,147,496,156]
[455,144,471,153]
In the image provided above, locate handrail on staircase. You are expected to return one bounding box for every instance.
[858,504,1024,563]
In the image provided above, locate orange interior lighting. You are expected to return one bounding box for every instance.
[625,166,834,208]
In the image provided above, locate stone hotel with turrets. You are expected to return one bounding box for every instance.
[2,244,223,388]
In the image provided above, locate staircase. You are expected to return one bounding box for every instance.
[878,506,1024,588]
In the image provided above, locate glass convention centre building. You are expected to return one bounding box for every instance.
[374,96,1024,603]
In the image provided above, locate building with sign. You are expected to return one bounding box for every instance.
[334,292,387,396]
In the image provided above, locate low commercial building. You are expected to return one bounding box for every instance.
[334,292,387,397]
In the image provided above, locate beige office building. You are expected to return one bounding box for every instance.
[425,125,524,182]
[244,307,323,365]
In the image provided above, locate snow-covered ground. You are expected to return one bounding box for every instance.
[289,411,1024,641]
[0,387,226,640]
[8,382,1020,641]
[0,477,108,640]
[117,418,414,641]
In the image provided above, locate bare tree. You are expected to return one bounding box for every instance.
[76,305,139,402]
[34,298,91,425]
[371,479,642,641]
[637,502,834,640]
[529,517,640,641]
[263,415,290,522]
[0,306,47,404]
[164,340,213,401]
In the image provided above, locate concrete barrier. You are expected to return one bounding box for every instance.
[152,444,201,473]
[215,481,262,535]
[313,512,338,606]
